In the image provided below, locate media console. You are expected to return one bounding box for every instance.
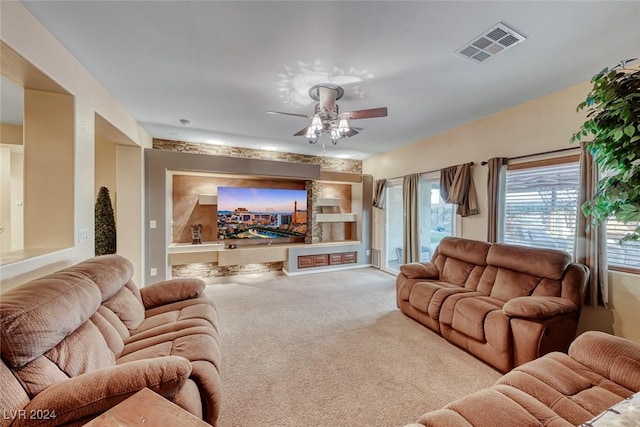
[167,241,366,276]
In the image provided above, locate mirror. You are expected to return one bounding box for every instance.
[0,76,24,261]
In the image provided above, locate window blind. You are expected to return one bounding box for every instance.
[606,220,640,271]
[503,161,580,253]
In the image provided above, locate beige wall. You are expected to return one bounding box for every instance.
[363,82,640,343]
[0,2,151,291]
[95,134,117,202]
[0,124,23,144]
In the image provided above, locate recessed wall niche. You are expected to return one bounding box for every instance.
[171,174,307,245]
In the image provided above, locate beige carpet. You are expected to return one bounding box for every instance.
[205,267,501,427]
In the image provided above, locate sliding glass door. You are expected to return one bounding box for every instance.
[384,180,403,271]
[382,175,454,273]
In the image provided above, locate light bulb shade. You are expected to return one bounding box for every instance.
[310,115,323,132]
[338,119,350,133]
[305,127,316,139]
[330,128,341,142]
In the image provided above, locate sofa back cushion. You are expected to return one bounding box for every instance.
[0,271,102,368]
[69,255,146,330]
[433,237,490,288]
[487,243,571,280]
[484,243,572,302]
[13,319,116,397]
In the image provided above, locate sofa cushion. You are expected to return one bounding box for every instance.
[140,278,206,310]
[487,243,571,280]
[12,356,191,427]
[450,296,504,342]
[490,268,541,302]
[0,271,102,368]
[102,285,145,330]
[67,254,135,302]
[436,237,490,266]
[503,296,578,319]
[399,262,439,279]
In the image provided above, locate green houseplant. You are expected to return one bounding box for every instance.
[95,186,117,255]
[571,59,640,242]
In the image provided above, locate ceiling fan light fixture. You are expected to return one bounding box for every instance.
[338,118,350,135]
[310,114,323,132]
[330,128,342,141]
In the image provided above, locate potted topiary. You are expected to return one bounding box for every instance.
[95,186,117,256]
[571,59,640,242]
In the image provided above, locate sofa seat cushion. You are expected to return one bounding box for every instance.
[408,281,462,313]
[119,327,221,370]
[449,296,504,342]
[497,352,635,425]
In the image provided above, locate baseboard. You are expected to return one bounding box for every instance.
[282,263,373,276]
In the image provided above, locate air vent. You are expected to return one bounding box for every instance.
[456,22,526,63]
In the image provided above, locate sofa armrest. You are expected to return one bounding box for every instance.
[399,262,439,279]
[502,296,577,320]
[12,356,192,427]
[140,278,206,310]
[569,331,640,392]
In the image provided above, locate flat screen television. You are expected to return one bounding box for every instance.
[217,187,308,240]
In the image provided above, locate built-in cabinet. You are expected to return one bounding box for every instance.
[297,251,357,269]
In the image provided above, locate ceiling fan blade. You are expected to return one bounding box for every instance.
[339,107,388,120]
[293,127,309,136]
[267,111,310,119]
[344,128,359,137]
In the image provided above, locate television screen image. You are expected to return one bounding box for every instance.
[217,187,308,240]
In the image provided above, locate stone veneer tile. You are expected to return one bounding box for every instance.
[172,262,284,278]
[153,139,362,174]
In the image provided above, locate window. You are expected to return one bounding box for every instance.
[418,174,454,261]
[502,157,580,254]
[606,219,640,272]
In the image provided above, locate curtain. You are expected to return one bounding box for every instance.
[575,142,609,307]
[372,179,387,209]
[487,157,508,242]
[440,163,479,217]
[402,173,420,264]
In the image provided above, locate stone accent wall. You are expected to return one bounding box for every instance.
[153,138,362,174]
[172,261,284,278]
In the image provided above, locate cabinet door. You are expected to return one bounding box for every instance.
[298,256,314,269]
[343,252,357,263]
[329,253,344,265]
[313,254,329,266]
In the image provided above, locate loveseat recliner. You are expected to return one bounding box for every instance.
[0,254,221,427]
[396,237,589,372]
[407,331,640,426]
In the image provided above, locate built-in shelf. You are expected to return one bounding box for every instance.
[198,194,217,205]
[316,197,341,207]
[167,242,224,254]
[316,213,357,222]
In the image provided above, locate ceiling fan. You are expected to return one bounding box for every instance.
[268,83,388,145]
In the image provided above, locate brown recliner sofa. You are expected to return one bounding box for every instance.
[407,331,640,426]
[0,254,221,427]
[396,237,589,372]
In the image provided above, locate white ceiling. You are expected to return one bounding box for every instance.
[18,1,640,160]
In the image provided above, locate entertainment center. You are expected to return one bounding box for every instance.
[145,148,372,282]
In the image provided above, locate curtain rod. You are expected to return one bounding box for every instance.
[480,147,580,165]
[384,162,474,181]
